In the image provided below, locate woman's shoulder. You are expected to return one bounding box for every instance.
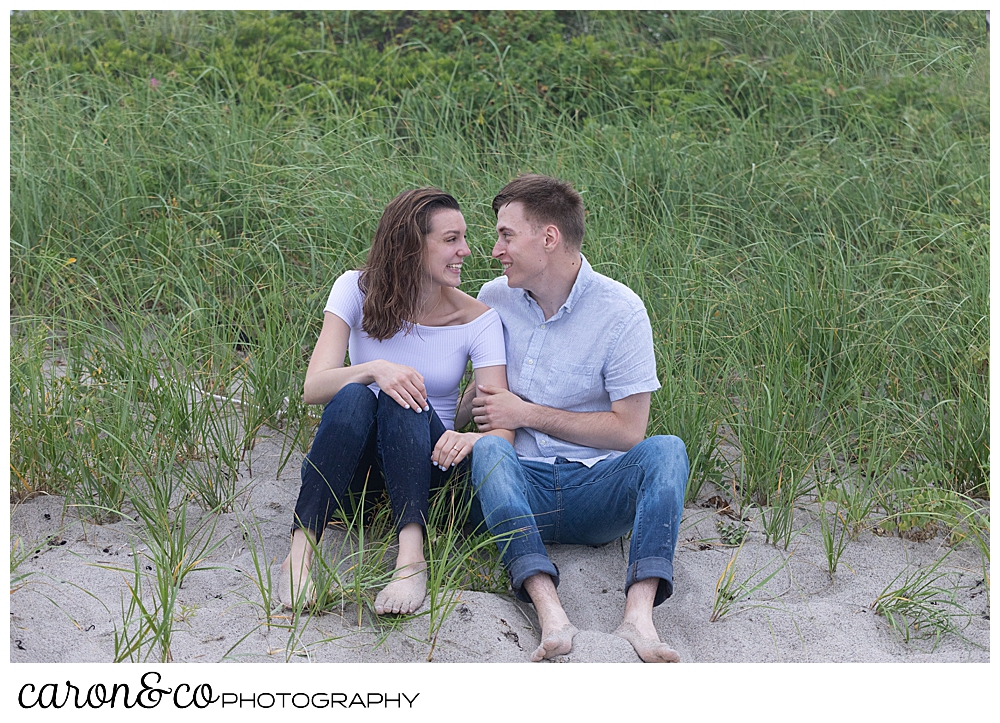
[447,288,494,325]
[325,269,365,320]
[329,268,363,294]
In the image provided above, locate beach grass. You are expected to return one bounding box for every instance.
[871,550,976,650]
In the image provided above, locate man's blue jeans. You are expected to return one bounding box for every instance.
[471,435,688,606]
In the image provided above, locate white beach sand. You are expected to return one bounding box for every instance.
[10,429,989,669]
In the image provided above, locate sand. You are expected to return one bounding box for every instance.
[9,427,989,667]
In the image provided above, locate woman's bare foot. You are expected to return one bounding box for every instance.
[614,621,680,663]
[374,561,427,615]
[530,622,579,662]
[375,524,427,615]
[278,530,316,609]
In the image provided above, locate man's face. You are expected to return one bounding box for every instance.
[493,201,548,291]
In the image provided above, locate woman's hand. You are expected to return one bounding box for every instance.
[431,431,481,470]
[371,360,428,412]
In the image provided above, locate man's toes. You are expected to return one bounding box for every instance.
[614,622,679,663]
[659,646,681,663]
[530,624,577,661]
[530,639,560,662]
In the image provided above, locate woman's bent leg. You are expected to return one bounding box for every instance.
[372,394,450,614]
[375,393,447,532]
[281,383,379,608]
[293,384,379,537]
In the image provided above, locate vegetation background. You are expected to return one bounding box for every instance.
[8,10,990,659]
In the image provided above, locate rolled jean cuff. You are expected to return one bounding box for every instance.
[508,553,560,604]
[626,557,675,607]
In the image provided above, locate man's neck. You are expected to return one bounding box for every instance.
[526,253,582,320]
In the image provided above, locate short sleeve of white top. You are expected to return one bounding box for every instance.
[323,270,506,430]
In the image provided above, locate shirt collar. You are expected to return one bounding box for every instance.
[561,254,594,314]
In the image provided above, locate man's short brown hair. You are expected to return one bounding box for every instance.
[492,174,585,248]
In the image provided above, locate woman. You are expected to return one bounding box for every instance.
[280,188,513,615]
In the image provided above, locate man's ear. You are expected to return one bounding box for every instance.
[541,223,561,251]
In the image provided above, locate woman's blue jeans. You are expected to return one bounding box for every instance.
[470,434,688,606]
[292,383,461,537]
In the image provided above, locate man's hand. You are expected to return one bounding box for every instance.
[471,384,528,432]
[474,386,651,452]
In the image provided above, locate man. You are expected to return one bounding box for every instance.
[468,174,687,663]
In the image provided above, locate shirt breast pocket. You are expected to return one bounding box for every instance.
[546,361,598,407]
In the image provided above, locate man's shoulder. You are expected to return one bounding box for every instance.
[580,268,649,317]
[477,276,517,306]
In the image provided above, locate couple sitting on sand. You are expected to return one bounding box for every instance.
[279,174,687,664]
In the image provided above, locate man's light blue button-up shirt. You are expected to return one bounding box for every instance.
[477,255,660,466]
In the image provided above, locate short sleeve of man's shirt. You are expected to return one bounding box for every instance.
[603,306,660,402]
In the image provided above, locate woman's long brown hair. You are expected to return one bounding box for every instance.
[359,188,461,341]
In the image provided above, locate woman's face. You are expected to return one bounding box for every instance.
[421,208,470,288]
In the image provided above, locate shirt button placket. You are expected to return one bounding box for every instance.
[525,326,548,403]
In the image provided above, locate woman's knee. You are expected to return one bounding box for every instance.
[313,384,377,445]
[376,387,427,421]
[324,383,377,418]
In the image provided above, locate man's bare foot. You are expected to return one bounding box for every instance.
[614,621,680,663]
[278,553,315,609]
[523,572,578,662]
[374,562,427,615]
[530,623,579,662]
